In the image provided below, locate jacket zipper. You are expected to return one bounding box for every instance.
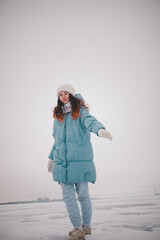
[65,113,68,182]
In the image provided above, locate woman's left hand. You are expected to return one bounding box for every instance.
[98,129,113,141]
[47,159,54,172]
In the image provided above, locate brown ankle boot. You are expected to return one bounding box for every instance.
[68,228,85,240]
[82,224,91,235]
[69,225,91,237]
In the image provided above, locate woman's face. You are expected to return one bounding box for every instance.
[59,91,70,104]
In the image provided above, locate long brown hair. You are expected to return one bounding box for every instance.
[53,94,89,122]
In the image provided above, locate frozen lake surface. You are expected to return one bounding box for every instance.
[0,193,160,240]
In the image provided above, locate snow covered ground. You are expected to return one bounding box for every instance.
[0,193,160,240]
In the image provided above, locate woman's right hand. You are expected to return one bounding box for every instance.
[98,129,113,141]
[47,159,54,172]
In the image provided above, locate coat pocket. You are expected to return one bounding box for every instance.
[84,172,93,181]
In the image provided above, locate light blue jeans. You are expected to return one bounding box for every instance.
[60,182,92,229]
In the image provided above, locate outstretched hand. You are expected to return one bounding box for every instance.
[98,129,113,141]
[47,158,54,172]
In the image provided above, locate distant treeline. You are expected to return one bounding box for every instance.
[0,199,63,205]
[0,197,98,205]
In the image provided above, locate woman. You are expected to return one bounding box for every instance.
[47,83,112,240]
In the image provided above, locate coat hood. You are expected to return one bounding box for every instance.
[75,93,85,101]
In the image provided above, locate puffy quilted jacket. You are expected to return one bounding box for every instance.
[48,93,106,184]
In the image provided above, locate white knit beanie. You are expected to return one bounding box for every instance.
[57,83,75,97]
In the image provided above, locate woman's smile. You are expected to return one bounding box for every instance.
[59,91,70,104]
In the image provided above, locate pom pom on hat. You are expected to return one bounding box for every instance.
[57,83,75,97]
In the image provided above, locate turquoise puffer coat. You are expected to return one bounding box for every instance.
[48,93,106,184]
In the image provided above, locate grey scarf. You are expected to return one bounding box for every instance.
[61,101,72,114]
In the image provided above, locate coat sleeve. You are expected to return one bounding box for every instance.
[80,107,106,136]
[48,142,56,160]
[48,120,56,160]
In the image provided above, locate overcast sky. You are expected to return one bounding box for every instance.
[1,0,160,202]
